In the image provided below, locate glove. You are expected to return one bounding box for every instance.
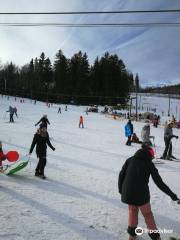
[176,199,180,204]
[176,136,179,139]
[171,194,178,201]
[53,147,55,151]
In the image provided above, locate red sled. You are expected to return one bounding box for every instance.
[6,151,19,162]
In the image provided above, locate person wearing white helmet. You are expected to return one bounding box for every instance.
[160,120,179,160]
[35,114,50,129]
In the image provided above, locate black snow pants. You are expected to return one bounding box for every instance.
[10,113,14,122]
[162,137,172,158]
[126,136,131,146]
[36,156,47,175]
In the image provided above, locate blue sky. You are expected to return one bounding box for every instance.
[0,0,180,87]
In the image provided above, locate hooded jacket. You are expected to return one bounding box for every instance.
[118,148,177,205]
[29,130,54,157]
[125,122,133,137]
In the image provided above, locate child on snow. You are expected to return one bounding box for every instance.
[0,141,7,172]
[29,124,55,179]
[131,133,142,144]
[79,116,84,128]
[118,142,179,240]
[35,115,50,129]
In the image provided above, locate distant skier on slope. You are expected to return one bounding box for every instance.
[58,106,61,114]
[141,120,154,146]
[118,143,180,240]
[6,106,15,123]
[35,115,50,129]
[29,124,55,179]
[79,116,84,128]
[125,120,133,146]
[160,120,179,160]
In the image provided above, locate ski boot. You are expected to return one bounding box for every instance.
[39,174,46,179]
[35,171,40,177]
[148,232,161,240]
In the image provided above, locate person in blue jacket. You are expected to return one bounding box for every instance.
[125,120,133,146]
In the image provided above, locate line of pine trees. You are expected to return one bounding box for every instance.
[0,50,137,105]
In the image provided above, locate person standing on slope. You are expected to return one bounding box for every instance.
[35,114,50,129]
[125,120,133,146]
[58,106,61,114]
[6,106,15,123]
[160,120,178,160]
[141,120,154,146]
[118,143,179,240]
[79,116,84,128]
[29,124,55,179]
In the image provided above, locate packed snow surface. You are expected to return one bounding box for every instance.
[0,96,180,240]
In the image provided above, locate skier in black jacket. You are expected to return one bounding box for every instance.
[29,124,55,179]
[118,143,179,240]
[35,115,50,128]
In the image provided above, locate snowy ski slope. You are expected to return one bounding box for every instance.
[0,95,180,240]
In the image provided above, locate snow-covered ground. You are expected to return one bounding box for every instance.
[0,95,180,240]
[132,95,180,121]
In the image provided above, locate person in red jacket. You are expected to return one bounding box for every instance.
[79,116,84,128]
[0,141,7,172]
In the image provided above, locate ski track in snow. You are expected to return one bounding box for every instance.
[0,96,180,240]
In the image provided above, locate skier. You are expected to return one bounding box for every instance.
[35,115,50,129]
[0,141,7,172]
[6,106,15,123]
[65,105,68,111]
[118,143,179,240]
[141,120,154,146]
[160,120,179,160]
[29,124,55,179]
[125,120,133,146]
[58,106,61,114]
[79,116,84,128]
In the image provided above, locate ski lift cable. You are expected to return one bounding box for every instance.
[0,9,180,15]
[0,22,180,27]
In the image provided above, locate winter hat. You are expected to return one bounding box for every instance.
[141,142,154,159]
[0,141,2,148]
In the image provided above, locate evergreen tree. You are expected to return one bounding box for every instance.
[54,50,69,93]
